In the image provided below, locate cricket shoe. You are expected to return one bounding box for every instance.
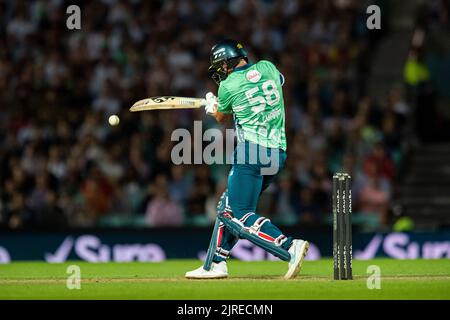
[284,239,309,279]
[185,261,228,279]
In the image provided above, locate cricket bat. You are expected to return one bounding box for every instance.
[130,96,206,112]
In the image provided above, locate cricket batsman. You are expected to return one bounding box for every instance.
[186,39,309,279]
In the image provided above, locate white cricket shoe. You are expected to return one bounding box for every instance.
[185,261,228,279]
[284,239,309,279]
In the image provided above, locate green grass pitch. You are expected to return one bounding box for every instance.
[0,259,449,299]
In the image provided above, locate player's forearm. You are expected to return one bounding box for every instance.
[205,92,231,124]
[214,112,230,124]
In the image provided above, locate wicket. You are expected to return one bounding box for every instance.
[333,173,352,280]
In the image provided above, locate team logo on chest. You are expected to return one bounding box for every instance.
[246,70,261,83]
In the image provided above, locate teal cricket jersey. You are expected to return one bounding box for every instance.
[217,60,287,151]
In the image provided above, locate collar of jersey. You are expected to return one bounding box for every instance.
[233,62,253,73]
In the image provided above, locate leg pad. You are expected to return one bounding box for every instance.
[218,213,291,261]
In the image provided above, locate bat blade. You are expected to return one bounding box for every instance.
[130,96,205,112]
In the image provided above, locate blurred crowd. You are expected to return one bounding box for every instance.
[0,0,411,229]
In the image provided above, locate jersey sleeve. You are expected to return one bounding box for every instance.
[217,84,233,114]
[259,60,284,86]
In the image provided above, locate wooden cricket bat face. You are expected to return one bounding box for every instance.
[130,96,205,112]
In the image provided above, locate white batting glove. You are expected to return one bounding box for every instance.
[205,92,218,115]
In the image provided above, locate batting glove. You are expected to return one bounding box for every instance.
[205,92,218,115]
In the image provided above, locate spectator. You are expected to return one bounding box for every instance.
[295,186,321,224]
[363,143,395,181]
[145,174,183,226]
[358,161,392,227]
[35,191,67,228]
[186,165,215,224]
[272,172,297,225]
[358,177,390,227]
[82,165,116,223]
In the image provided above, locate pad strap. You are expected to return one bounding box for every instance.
[249,217,270,234]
